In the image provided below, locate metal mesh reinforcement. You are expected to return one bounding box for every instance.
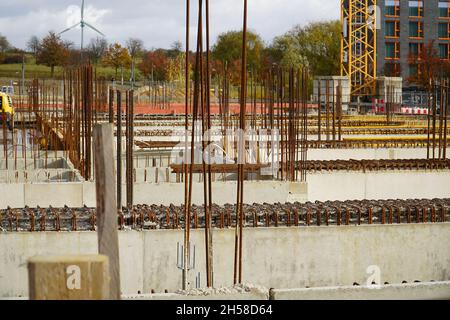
[1,198,449,232]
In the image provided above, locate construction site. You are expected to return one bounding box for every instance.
[0,0,449,301]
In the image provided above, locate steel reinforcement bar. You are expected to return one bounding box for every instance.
[122,127,450,137]
[298,159,450,172]
[135,139,450,150]
[1,199,448,232]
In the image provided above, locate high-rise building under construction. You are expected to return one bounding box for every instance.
[342,0,450,100]
[377,0,450,83]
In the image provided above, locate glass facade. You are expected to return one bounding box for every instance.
[409,43,424,57]
[386,42,400,59]
[409,1,423,17]
[439,43,450,59]
[409,64,419,77]
[385,0,400,16]
[439,1,450,18]
[385,62,401,77]
[385,21,400,37]
[409,21,423,38]
[382,0,450,79]
[438,22,450,38]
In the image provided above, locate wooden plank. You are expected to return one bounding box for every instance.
[93,123,121,300]
[28,255,110,300]
[135,140,180,149]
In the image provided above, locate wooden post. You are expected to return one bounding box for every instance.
[94,124,121,300]
[28,255,110,300]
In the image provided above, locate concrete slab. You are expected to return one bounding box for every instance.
[1,223,449,298]
[0,183,24,209]
[133,181,304,206]
[270,281,450,300]
[125,289,269,300]
[24,183,83,207]
[307,148,428,161]
[308,171,450,202]
[82,182,96,207]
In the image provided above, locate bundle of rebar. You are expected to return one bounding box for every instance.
[427,79,449,160]
[298,159,450,172]
[1,199,448,232]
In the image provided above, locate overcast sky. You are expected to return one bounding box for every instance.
[0,0,339,50]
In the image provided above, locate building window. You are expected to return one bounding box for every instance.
[439,1,450,18]
[409,1,424,18]
[409,64,419,77]
[439,43,450,59]
[385,62,401,77]
[438,22,450,39]
[385,0,400,17]
[409,21,424,38]
[386,42,400,59]
[385,21,400,37]
[409,43,424,58]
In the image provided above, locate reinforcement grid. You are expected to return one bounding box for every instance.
[1,199,449,232]
[298,159,450,172]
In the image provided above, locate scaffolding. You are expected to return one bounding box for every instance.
[341,0,377,100]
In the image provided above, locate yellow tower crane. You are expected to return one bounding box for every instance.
[341,0,377,100]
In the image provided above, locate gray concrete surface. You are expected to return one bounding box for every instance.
[0,181,308,208]
[270,281,450,300]
[307,148,429,161]
[124,148,432,168]
[307,170,450,201]
[2,168,449,208]
[1,223,449,298]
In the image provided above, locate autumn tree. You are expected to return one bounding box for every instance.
[102,43,132,78]
[27,36,40,58]
[269,20,341,76]
[267,35,306,69]
[87,37,108,65]
[212,30,265,83]
[126,38,144,83]
[408,41,446,91]
[36,32,70,77]
[139,50,169,81]
[0,33,8,63]
[167,41,183,58]
[126,38,144,60]
[166,52,186,82]
[0,33,10,53]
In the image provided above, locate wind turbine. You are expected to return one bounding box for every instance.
[59,0,105,55]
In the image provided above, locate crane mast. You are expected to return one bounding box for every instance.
[341,0,377,100]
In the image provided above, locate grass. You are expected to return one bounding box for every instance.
[0,54,143,81]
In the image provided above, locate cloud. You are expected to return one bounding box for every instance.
[65,4,110,28]
[0,0,339,50]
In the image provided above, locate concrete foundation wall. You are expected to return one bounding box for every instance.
[126,282,450,300]
[0,183,86,209]
[1,223,449,298]
[307,171,450,202]
[307,148,428,161]
[0,183,25,208]
[125,291,269,300]
[119,149,430,169]
[270,282,450,300]
[0,170,81,183]
[1,169,449,208]
[0,181,307,209]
